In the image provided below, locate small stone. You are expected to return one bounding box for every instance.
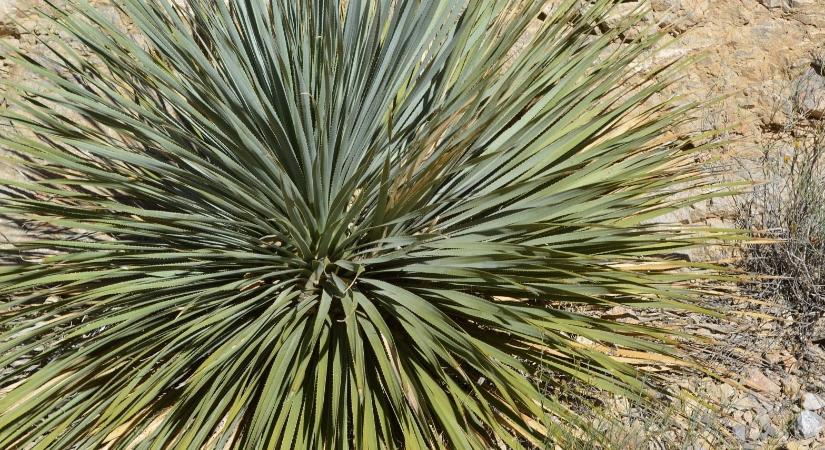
[789,0,816,7]
[785,441,809,450]
[743,368,781,394]
[757,413,771,429]
[718,383,737,403]
[575,336,594,346]
[602,306,639,323]
[604,3,642,29]
[699,412,716,426]
[15,17,39,35]
[608,397,630,415]
[757,0,787,7]
[752,396,771,414]
[733,395,758,410]
[764,351,785,365]
[748,425,761,440]
[732,424,748,442]
[801,393,825,411]
[796,411,825,439]
[10,358,29,367]
[651,0,679,12]
[764,423,780,438]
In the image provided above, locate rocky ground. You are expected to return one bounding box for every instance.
[1,1,825,449]
[647,295,825,450]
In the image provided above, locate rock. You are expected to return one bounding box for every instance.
[602,2,649,39]
[0,2,14,19]
[732,424,748,442]
[748,423,761,440]
[785,441,810,450]
[764,350,795,368]
[757,413,772,429]
[718,383,737,403]
[707,382,737,404]
[651,0,679,11]
[743,368,781,394]
[608,397,630,415]
[604,2,642,30]
[757,0,787,8]
[733,395,759,410]
[10,358,29,368]
[794,11,825,28]
[602,306,639,324]
[648,0,708,32]
[764,351,785,365]
[795,67,825,119]
[575,336,594,346]
[801,393,825,411]
[796,411,825,439]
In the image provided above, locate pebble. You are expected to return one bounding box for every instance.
[10,358,29,367]
[732,424,748,442]
[757,0,787,8]
[718,383,737,402]
[801,392,825,411]
[764,423,780,438]
[748,425,761,440]
[733,395,759,410]
[743,368,781,394]
[756,413,771,429]
[796,410,825,438]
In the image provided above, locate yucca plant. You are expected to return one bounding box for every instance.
[0,0,731,448]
